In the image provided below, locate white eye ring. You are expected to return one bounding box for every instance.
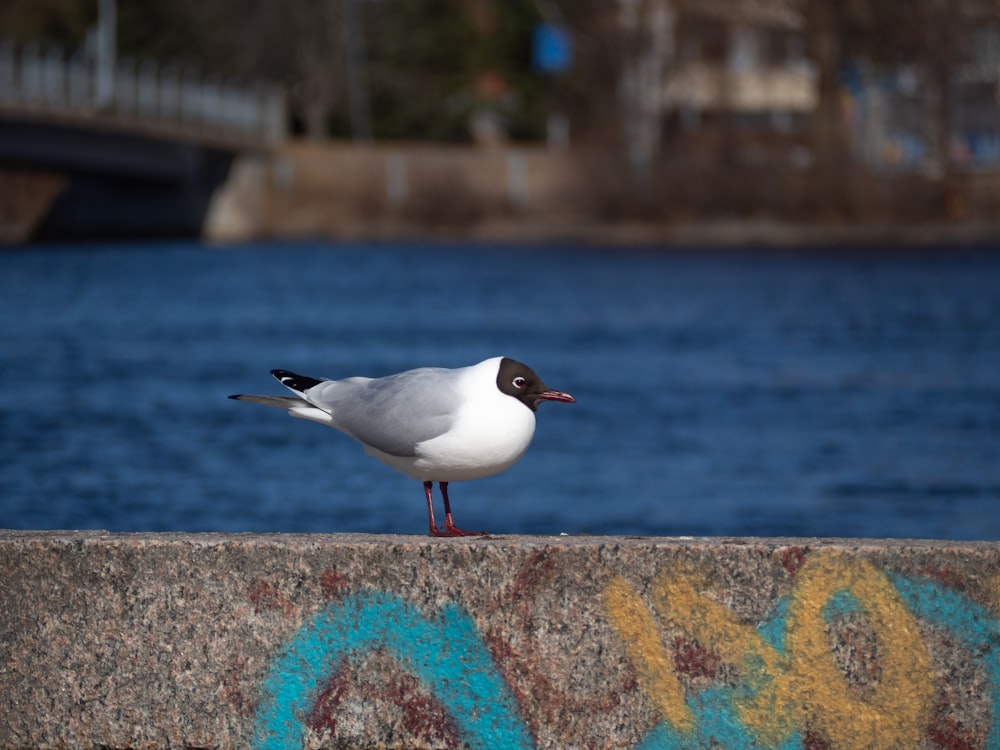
[512,376,527,389]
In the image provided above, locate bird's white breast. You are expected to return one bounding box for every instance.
[403,357,536,481]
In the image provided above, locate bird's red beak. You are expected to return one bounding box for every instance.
[538,389,576,404]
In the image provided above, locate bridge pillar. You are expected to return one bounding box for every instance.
[0,118,241,241]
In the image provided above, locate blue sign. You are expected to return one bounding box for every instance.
[533,23,573,74]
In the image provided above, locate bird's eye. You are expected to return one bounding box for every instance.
[512,376,527,389]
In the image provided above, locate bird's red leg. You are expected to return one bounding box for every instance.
[440,481,488,536]
[424,481,446,536]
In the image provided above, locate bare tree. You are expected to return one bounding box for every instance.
[802,0,851,214]
[153,0,344,139]
[617,0,675,188]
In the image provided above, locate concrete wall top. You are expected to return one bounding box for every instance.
[4,530,1000,749]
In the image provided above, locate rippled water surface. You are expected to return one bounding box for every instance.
[2,240,999,539]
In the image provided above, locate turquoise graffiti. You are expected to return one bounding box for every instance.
[253,590,533,750]
[891,575,1000,750]
[254,564,1000,750]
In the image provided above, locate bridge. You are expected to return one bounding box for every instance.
[0,39,286,243]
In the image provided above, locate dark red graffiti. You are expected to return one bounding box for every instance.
[319,568,349,599]
[307,662,351,737]
[305,653,462,748]
[221,653,255,718]
[803,730,832,750]
[388,670,462,747]
[670,636,724,681]
[928,701,980,750]
[921,566,971,595]
[781,546,809,577]
[247,579,295,616]
[481,547,634,738]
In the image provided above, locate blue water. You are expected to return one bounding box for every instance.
[2,241,999,539]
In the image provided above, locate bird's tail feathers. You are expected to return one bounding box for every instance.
[228,394,303,409]
[229,393,336,426]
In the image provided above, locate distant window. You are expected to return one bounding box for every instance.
[729,27,761,71]
[683,16,727,64]
[971,22,1000,67]
[785,34,807,69]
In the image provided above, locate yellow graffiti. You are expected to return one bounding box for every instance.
[603,577,695,732]
[652,574,795,747]
[604,551,935,750]
[786,553,934,749]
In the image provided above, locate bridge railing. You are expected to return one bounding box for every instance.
[0,40,286,147]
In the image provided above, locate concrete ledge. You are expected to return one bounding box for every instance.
[3,531,1000,749]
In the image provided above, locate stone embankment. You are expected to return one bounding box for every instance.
[3,530,1000,749]
[203,141,1000,247]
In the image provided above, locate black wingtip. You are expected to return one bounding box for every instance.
[228,394,242,400]
[271,369,324,391]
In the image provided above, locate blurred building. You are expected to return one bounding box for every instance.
[624,0,1000,172]
[617,0,813,176]
[843,21,1000,171]
[665,1,814,132]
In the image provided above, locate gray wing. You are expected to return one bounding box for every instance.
[303,368,458,457]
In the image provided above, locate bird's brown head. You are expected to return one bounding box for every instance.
[496,357,575,412]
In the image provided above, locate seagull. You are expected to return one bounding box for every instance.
[229,356,575,537]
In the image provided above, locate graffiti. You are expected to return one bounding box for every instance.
[251,550,1000,750]
[253,590,532,750]
[890,574,1000,750]
[604,551,1000,750]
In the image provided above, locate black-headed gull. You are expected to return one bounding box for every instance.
[230,356,575,536]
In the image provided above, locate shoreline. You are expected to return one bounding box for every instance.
[205,141,1000,249]
[244,217,1000,250]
